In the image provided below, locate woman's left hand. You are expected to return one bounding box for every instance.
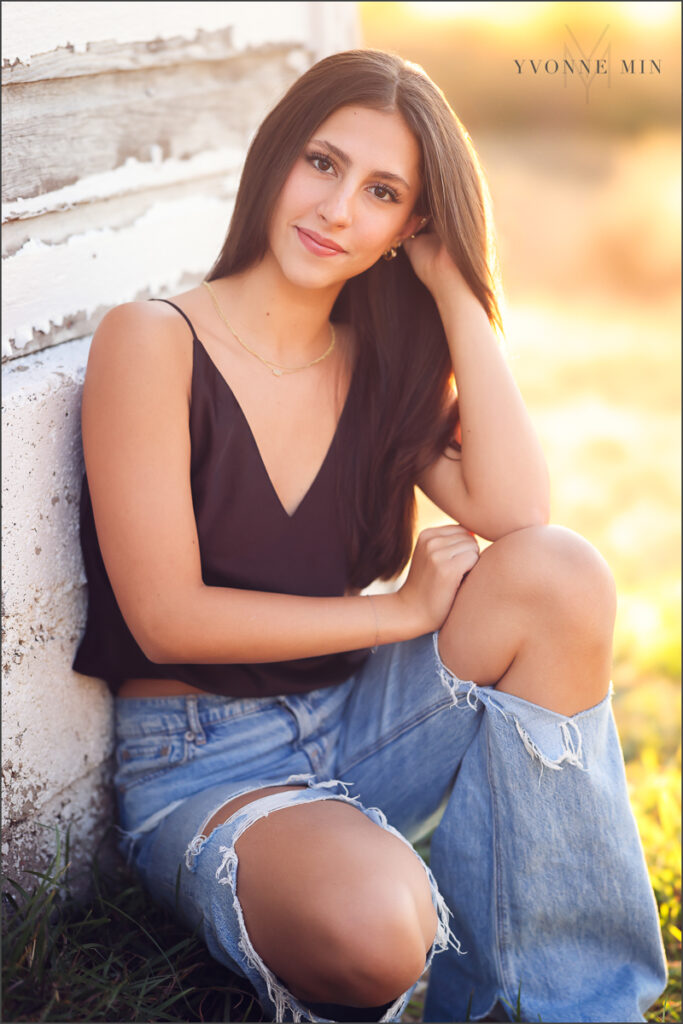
[402,225,472,306]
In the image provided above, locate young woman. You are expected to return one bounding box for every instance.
[73,49,666,1023]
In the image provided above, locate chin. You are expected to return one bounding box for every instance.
[270,236,375,289]
[279,255,351,290]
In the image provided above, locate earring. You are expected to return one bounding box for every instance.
[382,247,398,261]
[410,216,429,240]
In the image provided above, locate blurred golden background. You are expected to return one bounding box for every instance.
[360,3,681,1017]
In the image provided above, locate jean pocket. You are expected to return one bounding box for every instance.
[114,733,187,792]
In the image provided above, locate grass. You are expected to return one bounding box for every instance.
[2,828,266,1023]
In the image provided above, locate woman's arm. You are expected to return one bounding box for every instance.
[406,235,551,540]
[82,302,478,665]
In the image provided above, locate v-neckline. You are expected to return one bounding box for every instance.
[193,333,353,520]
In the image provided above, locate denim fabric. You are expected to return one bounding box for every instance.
[114,631,667,1023]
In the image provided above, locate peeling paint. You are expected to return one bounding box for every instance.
[3,195,232,352]
[2,146,243,223]
[2,2,311,66]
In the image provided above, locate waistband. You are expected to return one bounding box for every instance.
[114,678,355,739]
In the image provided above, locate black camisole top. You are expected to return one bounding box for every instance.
[72,299,371,697]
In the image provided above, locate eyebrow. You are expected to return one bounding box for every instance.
[310,138,412,192]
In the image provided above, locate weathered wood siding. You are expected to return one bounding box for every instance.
[2,0,359,359]
[1,0,360,892]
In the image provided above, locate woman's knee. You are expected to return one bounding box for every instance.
[233,797,436,1008]
[479,524,617,637]
[296,879,432,1006]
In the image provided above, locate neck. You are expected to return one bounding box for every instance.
[211,253,344,365]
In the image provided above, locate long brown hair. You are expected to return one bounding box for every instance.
[207,49,504,590]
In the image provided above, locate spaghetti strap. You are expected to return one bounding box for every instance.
[149,298,199,341]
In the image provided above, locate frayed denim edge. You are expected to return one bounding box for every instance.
[183,774,463,1023]
[432,630,614,783]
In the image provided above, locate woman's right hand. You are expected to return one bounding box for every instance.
[395,525,480,635]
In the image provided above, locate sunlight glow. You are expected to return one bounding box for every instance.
[401,2,553,24]
[618,1,681,25]
[401,0,680,28]
[618,597,663,650]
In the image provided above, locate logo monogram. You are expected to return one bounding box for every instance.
[563,24,612,102]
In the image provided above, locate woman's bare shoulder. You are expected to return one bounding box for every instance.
[92,298,194,349]
[86,299,195,399]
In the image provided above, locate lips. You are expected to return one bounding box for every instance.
[296,227,346,256]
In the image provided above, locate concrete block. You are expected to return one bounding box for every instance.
[1,338,115,894]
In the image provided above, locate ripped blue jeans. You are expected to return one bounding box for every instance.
[114,631,666,1022]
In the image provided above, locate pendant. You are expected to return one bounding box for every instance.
[272,367,283,377]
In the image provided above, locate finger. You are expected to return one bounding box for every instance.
[424,543,479,564]
[431,539,480,561]
[431,531,478,548]
[423,532,479,551]
[418,524,473,540]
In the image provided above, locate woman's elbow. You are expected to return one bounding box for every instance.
[140,636,177,664]
[135,624,177,664]
[528,498,551,528]
[511,501,551,533]
[485,501,551,541]
[510,479,551,532]
[130,600,189,664]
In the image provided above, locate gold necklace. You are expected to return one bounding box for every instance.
[202,280,336,377]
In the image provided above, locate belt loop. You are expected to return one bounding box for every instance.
[276,694,304,741]
[185,697,207,745]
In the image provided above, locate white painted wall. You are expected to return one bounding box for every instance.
[1,0,360,891]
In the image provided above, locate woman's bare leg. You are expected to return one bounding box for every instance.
[203,786,439,1008]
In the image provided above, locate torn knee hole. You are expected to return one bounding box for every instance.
[202,784,308,838]
[184,784,308,871]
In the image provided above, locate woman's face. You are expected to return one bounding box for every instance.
[267,105,424,290]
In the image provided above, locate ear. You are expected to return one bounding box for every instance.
[396,212,429,246]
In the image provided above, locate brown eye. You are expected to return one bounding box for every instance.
[370,183,399,203]
[308,153,334,174]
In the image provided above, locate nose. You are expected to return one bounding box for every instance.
[316,182,353,227]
